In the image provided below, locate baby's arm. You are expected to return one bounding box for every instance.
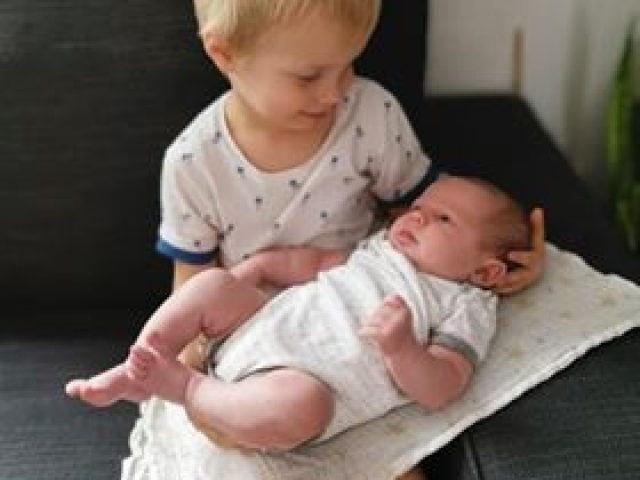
[361,295,473,410]
[231,246,348,289]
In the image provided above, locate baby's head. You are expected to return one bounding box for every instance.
[194,0,380,56]
[388,176,530,288]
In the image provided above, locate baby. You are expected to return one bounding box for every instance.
[66,176,529,451]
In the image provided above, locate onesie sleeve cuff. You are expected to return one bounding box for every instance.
[430,332,479,368]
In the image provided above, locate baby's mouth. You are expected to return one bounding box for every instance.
[391,228,415,247]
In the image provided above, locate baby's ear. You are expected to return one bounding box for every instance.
[470,259,507,288]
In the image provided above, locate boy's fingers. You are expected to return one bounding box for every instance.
[530,207,546,250]
[495,269,529,295]
[507,250,535,266]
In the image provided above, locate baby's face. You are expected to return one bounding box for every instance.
[388,177,500,281]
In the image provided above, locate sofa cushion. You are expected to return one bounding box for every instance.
[0,310,141,480]
[427,329,640,480]
[1,0,215,310]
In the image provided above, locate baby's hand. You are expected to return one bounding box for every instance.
[360,295,415,355]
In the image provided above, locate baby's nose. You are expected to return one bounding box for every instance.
[409,208,427,225]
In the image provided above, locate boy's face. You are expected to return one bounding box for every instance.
[388,178,501,282]
[222,8,365,134]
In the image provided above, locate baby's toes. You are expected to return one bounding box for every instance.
[64,379,84,398]
[127,345,155,380]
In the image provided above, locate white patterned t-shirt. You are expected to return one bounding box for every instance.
[157,77,437,267]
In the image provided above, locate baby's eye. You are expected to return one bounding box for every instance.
[437,214,451,223]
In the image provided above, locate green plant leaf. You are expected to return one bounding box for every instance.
[606,19,638,253]
[631,182,640,252]
[606,22,634,193]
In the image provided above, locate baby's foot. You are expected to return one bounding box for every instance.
[126,344,191,405]
[64,364,150,407]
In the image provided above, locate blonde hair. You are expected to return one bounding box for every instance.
[194,0,381,54]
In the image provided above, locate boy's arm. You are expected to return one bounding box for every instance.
[230,246,348,288]
[174,260,216,290]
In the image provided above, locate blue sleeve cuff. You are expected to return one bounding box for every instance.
[155,238,218,265]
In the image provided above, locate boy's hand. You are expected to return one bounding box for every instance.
[495,207,546,295]
[177,336,208,372]
[360,295,416,356]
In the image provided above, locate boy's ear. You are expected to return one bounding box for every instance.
[202,33,234,73]
[470,259,507,288]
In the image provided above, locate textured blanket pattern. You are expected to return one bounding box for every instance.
[122,244,640,480]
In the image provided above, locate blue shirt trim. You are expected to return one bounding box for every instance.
[377,166,442,208]
[155,238,218,265]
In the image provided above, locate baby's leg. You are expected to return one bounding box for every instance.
[65,364,150,407]
[136,268,267,358]
[185,368,334,451]
[65,269,266,407]
[127,346,333,449]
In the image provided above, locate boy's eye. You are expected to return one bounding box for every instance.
[437,214,451,223]
[297,73,321,83]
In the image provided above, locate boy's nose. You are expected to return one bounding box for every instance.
[319,81,343,105]
[319,68,353,104]
[319,85,341,105]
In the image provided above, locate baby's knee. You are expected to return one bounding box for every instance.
[188,268,246,311]
[257,369,334,450]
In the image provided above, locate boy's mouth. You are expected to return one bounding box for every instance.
[300,110,329,119]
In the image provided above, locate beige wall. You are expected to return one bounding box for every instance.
[426,0,640,197]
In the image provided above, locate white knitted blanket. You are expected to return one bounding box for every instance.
[121,244,640,480]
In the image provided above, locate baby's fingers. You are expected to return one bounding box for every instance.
[359,323,380,338]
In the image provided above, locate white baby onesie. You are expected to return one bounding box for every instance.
[212,231,497,442]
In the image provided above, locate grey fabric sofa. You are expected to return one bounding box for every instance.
[1,1,638,479]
